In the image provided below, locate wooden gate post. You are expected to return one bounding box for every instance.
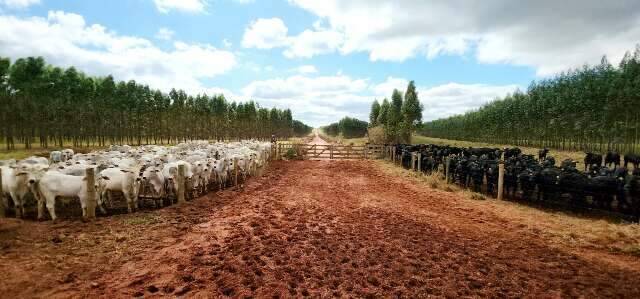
[497,161,505,201]
[0,167,4,218]
[85,168,97,220]
[177,164,186,204]
[234,157,239,189]
[417,153,422,172]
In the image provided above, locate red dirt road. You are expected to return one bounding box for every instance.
[2,160,640,298]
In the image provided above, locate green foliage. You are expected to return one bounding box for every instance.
[420,46,640,154]
[369,100,381,126]
[0,56,312,150]
[377,98,390,126]
[367,81,424,144]
[323,116,369,138]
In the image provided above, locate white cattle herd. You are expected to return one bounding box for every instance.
[0,140,272,221]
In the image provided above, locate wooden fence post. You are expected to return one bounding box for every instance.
[392,147,396,164]
[411,153,416,171]
[234,157,239,189]
[0,167,4,218]
[85,168,97,220]
[445,157,451,184]
[497,161,505,201]
[330,145,334,159]
[177,164,186,204]
[417,153,422,172]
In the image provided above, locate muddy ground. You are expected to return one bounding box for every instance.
[1,160,640,298]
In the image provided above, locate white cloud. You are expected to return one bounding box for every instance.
[233,0,254,4]
[222,38,232,48]
[371,77,408,98]
[242,17,343,59]
[419,83,520,121]
[296,65,317,74]
[0,11,236,94]
[155,27,175,40]
[251,75,516,126]
[240,73,517,126]
[153,0,207,14]
[289,0,640,76]
[241,18,289,49]
[1,0,39,9]
[241,74,370,126]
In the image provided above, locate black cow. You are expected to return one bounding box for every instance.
[588,171,617,210]
[624,154,640,169]
[518,168,538,200]
[558,169,590,207]
[605,151,621,168]
[504,147,522,159]
[625,169,640,218]
[584,152,603,171]
[537,167,561,201]
[485,162,499,196]
[538,148,549,161]
[469,160,484,193]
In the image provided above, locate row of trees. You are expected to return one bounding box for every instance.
[0,56,312,150]
[368,81,423,143]
[323,116,369,138]
[421,45,640,154]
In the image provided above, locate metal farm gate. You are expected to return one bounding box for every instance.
[275,144,385,160]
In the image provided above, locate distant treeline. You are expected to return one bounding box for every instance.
[422,46,640,154]
[323,117,369,139]
[0,56,312,150]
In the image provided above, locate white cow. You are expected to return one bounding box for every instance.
[1,165,40,218]
[141,166,165,207]
[49,151,63,164]
[36,171,98,221]
[97,167,142,214]
[61,149,74,161]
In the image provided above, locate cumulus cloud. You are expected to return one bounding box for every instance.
[153,0,207,14]
[241,74,371,126]
[241,17,343,58]
[0,11,236,94]
[296,65,317,74]
[289,0,640,75]
[241,18,289,49]
[419,83,520,121]
[239,74,517,126]
[155,27,175,40]
[1,0,39,9]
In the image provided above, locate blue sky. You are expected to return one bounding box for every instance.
[1,0,638,126]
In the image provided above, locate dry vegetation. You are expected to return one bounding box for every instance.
[373,159,640,256]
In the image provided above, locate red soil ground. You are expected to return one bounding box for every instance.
[1,160,639,298]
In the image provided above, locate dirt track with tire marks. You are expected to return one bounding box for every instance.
[1,160,640,298]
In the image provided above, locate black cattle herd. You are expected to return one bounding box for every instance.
[394,144,640,218]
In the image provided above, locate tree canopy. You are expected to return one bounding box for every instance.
[0,56,312,150]
[323,116,369,139]
[421,46,640,154]
[366,81,423,144]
